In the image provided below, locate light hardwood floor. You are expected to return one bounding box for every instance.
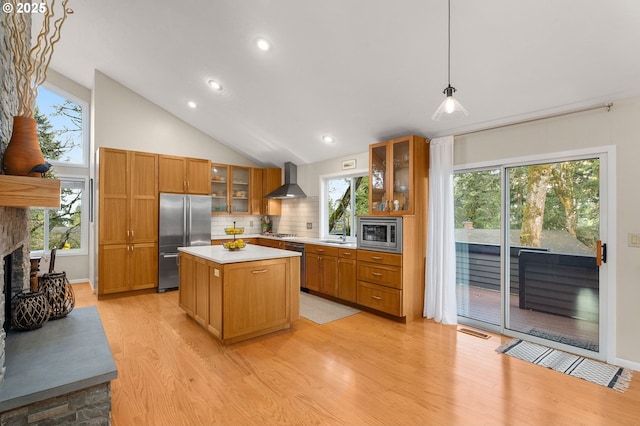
[73,283,640,425]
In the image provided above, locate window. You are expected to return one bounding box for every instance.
[35,85,88,166]
[30,178,88,254]
[322,174,369,237]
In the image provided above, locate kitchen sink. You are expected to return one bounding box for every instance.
[318,239,351,245]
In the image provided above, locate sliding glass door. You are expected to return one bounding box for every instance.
[455,154,606,358]
[454,168,502,331]
[505,159,601,353]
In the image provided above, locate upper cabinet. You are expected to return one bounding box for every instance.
[262,167,282,216]
[211,164,252,215]
[159,155,211,195]
[369,135,428,216]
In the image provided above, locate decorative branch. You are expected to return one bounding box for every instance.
[4,0,73,117]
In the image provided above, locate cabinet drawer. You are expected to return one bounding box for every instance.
[357,281,402,316]
[357,263,402,289]
[338,248,357,259]
[357,250,402,266]
[306,244,339,257]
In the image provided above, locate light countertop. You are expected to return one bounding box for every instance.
[210,234,357,249]
[179,244,302,264]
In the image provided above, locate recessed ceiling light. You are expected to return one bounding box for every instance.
[256,38,271,51]
[208,80,222,91]
[322,135,335,144]
[187,101,197,109]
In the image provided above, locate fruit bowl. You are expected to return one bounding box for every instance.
[224,227,244,235]
[223,239,246,251]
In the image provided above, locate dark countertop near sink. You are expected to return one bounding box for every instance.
[0,306,118,412]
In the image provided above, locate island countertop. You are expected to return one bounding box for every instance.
[178,243,301,264]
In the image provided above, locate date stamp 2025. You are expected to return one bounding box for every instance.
[3,2,48,14]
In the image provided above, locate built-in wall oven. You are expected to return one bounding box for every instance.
[357,216,403,253]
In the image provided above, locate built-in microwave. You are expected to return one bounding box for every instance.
[357,216,402,253]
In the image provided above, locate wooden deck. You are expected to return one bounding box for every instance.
[457,284,599,350]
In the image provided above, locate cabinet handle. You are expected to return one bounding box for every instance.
[343,252,351,256]
[372,272,383,277]
[317,248,324,252]
[252,269,268,274]
[371,295,382,300]
[371,256,382,260]
[131,230,134,239]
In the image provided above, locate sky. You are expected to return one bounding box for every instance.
[36,86,84,164]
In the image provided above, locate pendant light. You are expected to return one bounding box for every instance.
[432,0,468,121]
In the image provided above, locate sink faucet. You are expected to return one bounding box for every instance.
[340,215,347,242]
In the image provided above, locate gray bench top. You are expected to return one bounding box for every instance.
[0,306,118,412]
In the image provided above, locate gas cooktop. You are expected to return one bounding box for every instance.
[268,233,298,239]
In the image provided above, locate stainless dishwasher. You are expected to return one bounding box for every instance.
[284,241,306,291]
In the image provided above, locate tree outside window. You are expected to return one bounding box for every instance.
[326,175,369,237]
[30,87,87,253]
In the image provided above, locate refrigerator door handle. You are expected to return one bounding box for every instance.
[183,196,189,247]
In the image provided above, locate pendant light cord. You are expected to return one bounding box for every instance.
[447,0,451,86]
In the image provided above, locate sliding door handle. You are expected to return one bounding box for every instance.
[596,240,607,266]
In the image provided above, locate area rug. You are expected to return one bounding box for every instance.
[299,292,360,324]
[496,339,632,392]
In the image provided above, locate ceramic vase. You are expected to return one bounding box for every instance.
[3,116,46,177]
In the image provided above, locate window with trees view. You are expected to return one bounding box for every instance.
[325,175,369,237]
[30,86,88,254]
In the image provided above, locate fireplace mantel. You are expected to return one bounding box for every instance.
[0,175,60,208]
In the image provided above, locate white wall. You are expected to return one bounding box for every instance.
[297,151,369,197]
[93,70,256,165]
[454,97,640,367]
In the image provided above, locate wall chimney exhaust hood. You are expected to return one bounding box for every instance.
[265,162,307,199]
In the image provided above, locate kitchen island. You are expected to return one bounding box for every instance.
[177,244,301,344]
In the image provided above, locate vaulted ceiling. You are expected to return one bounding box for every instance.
[45,0,640,167]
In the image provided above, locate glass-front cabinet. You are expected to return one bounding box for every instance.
[369,135,427,216]
[230,166,250,214]
[211,164,251,215]
[211,164,229,214]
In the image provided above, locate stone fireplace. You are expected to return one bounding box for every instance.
[0,7,30,383]
[0,211,31,381]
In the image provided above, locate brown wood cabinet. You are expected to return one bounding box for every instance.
[262,167,282,216]
[258,238,286,249]
[159,154,211,195]
[337,248,357,302]
[356,249,403,316]
[98,148,158,295]
[211,164,253,214]
[369,135,428,216]
[305,244,339,297]
[179,252,299,344]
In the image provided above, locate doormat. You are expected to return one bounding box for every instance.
[528,328,599,352]
[299,292,360,325]
[496,339,632,392]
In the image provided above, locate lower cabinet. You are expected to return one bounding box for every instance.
[337,248,357,302]
[305,244,338,297]
[99,243,158,295]
[179,252,296,344]
[356,250,403,316]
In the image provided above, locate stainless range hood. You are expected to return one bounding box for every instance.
[265,162,307,199]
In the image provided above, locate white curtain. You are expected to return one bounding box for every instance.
[424,135,457,324]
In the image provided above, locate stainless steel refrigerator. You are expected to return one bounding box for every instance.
[158,193,211,292]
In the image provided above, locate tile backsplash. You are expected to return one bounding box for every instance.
[210,196,320,238]
[270,196,320,238]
